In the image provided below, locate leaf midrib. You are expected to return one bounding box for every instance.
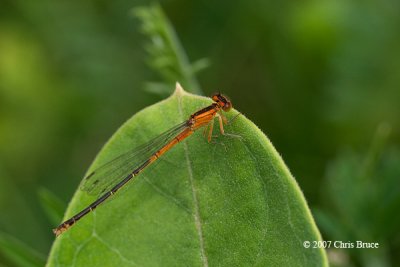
[177,91,208,267]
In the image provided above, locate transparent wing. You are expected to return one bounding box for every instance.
[80,121,188,196]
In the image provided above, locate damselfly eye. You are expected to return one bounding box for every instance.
[211,93,232,111]
[222,101,232,112]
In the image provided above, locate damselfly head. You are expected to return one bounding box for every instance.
[212,93,232,112]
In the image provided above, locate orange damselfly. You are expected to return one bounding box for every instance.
[53,92,234,236]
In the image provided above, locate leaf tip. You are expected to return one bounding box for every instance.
[173,82,187,97]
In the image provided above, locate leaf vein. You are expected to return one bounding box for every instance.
[178,92,209,267]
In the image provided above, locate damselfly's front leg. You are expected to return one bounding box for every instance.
[215,112,242,140]
[215,113,226,135]
[206,119,214,142]
[206,112,242,143]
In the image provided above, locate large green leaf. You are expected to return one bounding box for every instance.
[47,85,327,266]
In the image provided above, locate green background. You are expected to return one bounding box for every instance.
[0,0,399,266]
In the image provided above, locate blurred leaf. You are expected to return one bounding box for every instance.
[318,123,399,267]
[133,4,205,96]
[0,165,49,254]
[37,187,66,226]
[142,81,175,96]
[47,86,327,266]
[0,232,46,267]
[190,58,211,74]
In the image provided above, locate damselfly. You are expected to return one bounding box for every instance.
[54,92,234,236]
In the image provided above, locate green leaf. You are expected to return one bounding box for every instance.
[47,85,327,266]
[0,232,46,267]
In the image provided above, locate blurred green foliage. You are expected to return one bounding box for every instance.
[0,0,399,266]
[133,4,208,96]
[315,124,400,267]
